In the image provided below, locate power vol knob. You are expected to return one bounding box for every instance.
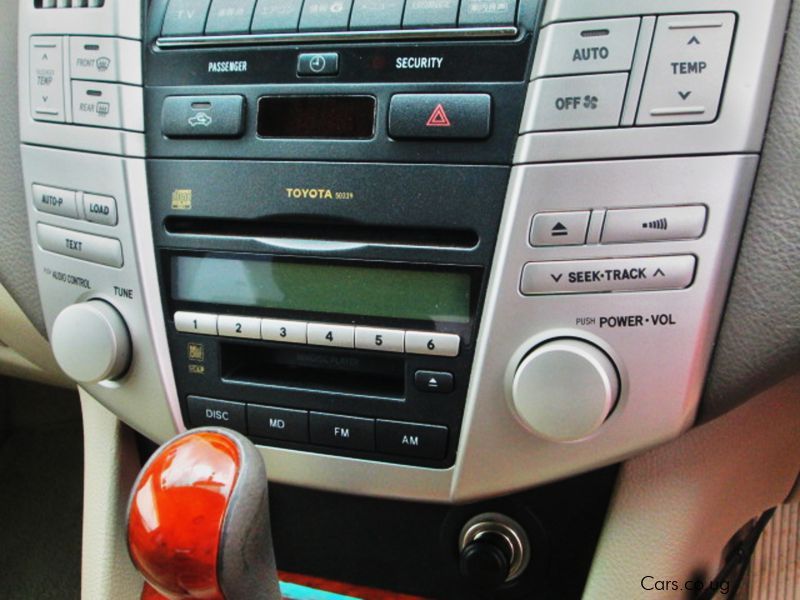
[51,300,132,383]
[512,339,619,442]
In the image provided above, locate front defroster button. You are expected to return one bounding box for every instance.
[389,94,491,140]
[188,396,246,433]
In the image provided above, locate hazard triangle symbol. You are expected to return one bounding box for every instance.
[426,103,451,127]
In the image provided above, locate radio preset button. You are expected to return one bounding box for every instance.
[350,0,404,30]
[261,318,307,344]
[533,17,641,78]
[297,53,339,76]
[299,0,354,31]
[355,327,404,353]
[522,73,628,132]
[251,0,304,32]
[205,0,257,34]
[459,0,517,26]
[602,205,707,244]
[308,323,356,349]
[414,370,454,394]
[248,405,309,442]
[162,95,245,139]
[83,193,118,226]
[32,185,79,219]
[403,0,458,28]
[310,412,375,451]
[530,211,590,246]
[30,36,65,122]
[218,315,261,339]
[376,420,448,459]
[389,94,491,140]
[188,396,246,433]
[37,223,123,268]
[175,311,218,335]
[520,255,697,295]
[405,331,460,357]
[162,0,213,36]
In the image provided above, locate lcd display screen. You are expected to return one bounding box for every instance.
[172,256,472,324]
[257,96,375,139]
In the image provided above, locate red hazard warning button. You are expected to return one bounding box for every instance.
[388,93,491,140]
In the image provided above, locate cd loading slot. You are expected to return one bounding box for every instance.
[165,216,479,249]
[220,343,406,399]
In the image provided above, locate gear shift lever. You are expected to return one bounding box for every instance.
[127,428,282,600]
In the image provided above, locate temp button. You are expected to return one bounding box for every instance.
[388,94,491,140]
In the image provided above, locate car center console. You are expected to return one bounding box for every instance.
[17,0,792,502]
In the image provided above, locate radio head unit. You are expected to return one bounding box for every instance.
[143,0,542,467]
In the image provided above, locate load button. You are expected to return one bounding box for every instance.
[388,93,492,140]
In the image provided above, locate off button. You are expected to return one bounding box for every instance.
[522,73,628,132]
[388,93,492,140]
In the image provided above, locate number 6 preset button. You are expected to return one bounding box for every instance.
[218,315,261,339]
[355,327,405,353]
[307,323,355,348]
[405,331,460,357]
[261,318,307,344]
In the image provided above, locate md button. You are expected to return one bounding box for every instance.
[187,396,246,433]
[389,93,491,140]
[248,405,309,443]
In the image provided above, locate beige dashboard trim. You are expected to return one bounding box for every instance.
[583,374,800,600]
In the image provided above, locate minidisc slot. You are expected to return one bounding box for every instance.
[221,343,406,398]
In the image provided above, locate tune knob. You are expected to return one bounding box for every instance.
[511,339,619,442]
[51,300,131,383]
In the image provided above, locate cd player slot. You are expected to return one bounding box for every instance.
[165,217,479,249]
[221,343,406,399]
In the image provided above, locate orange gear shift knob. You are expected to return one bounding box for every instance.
[127,428,281,600]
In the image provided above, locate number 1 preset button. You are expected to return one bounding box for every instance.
[174,311,218,335]
[355,326,405,353]
[261,318,307,344]
[405,331,460,357]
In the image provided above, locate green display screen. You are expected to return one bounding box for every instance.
[172,256,472,323]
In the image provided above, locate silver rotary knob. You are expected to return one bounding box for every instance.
[51,300,131,383]
[512,339,619,442]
